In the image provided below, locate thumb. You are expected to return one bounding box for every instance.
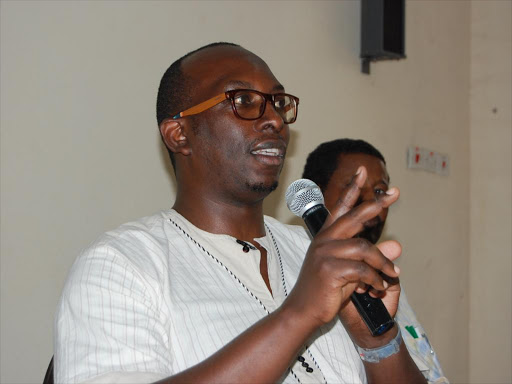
[376,240,402,262]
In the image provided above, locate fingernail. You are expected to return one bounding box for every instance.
[386,187,396,195]
[383,280,389,288]
[394,265,401,274]
[355,166,363,176]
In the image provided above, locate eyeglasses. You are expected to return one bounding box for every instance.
[172,89,300,124]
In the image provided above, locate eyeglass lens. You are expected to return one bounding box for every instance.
[232,91,296,123]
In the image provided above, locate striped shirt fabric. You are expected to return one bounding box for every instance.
[55,209,444,383]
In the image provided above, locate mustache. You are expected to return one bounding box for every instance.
[248,137,288,153]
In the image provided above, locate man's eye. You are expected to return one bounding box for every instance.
[375,188,387,195]
[234,94,253,105]
[275,99,286,108]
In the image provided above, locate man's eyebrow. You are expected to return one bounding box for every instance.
[224,80,285,92]
[225,80,253,90]
[272,84,285,92]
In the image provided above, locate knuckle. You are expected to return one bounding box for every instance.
[343,262,366,282]
[354,262,368,277]
[343,207,358,219]
[313,240,331,256]
[318,257,336,276]
[354,238,371,252]
[369,272,382,286]
[339,199,353,210]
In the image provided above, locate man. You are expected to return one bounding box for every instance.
[302,138,448,383]
[55,43,426,383]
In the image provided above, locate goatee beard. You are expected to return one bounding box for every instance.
[247,181,278,194]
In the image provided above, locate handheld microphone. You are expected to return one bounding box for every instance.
[286,179,394,336]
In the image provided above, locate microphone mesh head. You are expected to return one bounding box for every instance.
[285,179,324,217]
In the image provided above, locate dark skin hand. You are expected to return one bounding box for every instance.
[155,167,425,384]
[328,167,426,384]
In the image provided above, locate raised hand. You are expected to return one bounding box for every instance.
[283,166,401,335]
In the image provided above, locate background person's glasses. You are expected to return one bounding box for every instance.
[173,89,300,124]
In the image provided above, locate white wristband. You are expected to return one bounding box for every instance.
[355,328,402,363]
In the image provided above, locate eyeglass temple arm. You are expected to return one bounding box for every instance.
[173,93,228,119]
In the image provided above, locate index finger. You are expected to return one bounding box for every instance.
[322,166,366,230]
[322,187,400,240]
[334,166,366,218]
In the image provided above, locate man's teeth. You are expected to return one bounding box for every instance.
[251,148,282,156]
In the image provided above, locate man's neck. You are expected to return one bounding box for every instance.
[173,190,267,241]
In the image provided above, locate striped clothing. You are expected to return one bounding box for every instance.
[396,291,448,383]
[55,209,444,383]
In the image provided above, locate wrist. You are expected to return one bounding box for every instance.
[349,322,400,349]
[275,302,319,338]
[354,327,403,363]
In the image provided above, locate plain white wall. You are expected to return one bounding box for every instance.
[0,1,506,383]
[469,1,512,383]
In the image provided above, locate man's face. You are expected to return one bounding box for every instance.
[323,153,390,244]
[180,46,290,203]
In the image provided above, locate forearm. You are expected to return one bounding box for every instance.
[155,305,315,384]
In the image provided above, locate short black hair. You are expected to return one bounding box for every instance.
[302,138,386,191]
[156,42,241,169]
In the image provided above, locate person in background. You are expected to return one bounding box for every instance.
[302,138,449,383]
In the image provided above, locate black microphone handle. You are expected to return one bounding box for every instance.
[303,205,394,336]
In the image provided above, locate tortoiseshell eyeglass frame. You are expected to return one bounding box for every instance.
[172,89,299,124]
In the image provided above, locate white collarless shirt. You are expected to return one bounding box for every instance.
[57,209,421,384]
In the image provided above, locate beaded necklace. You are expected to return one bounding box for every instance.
[168,216,327,384]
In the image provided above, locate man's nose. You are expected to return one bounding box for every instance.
[258,101,285,133]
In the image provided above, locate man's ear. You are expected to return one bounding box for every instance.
[159,119,191,156]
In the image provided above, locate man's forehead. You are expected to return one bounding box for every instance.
[181,45,281,92]
[337,153,389,179]
[338,152,384,165]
